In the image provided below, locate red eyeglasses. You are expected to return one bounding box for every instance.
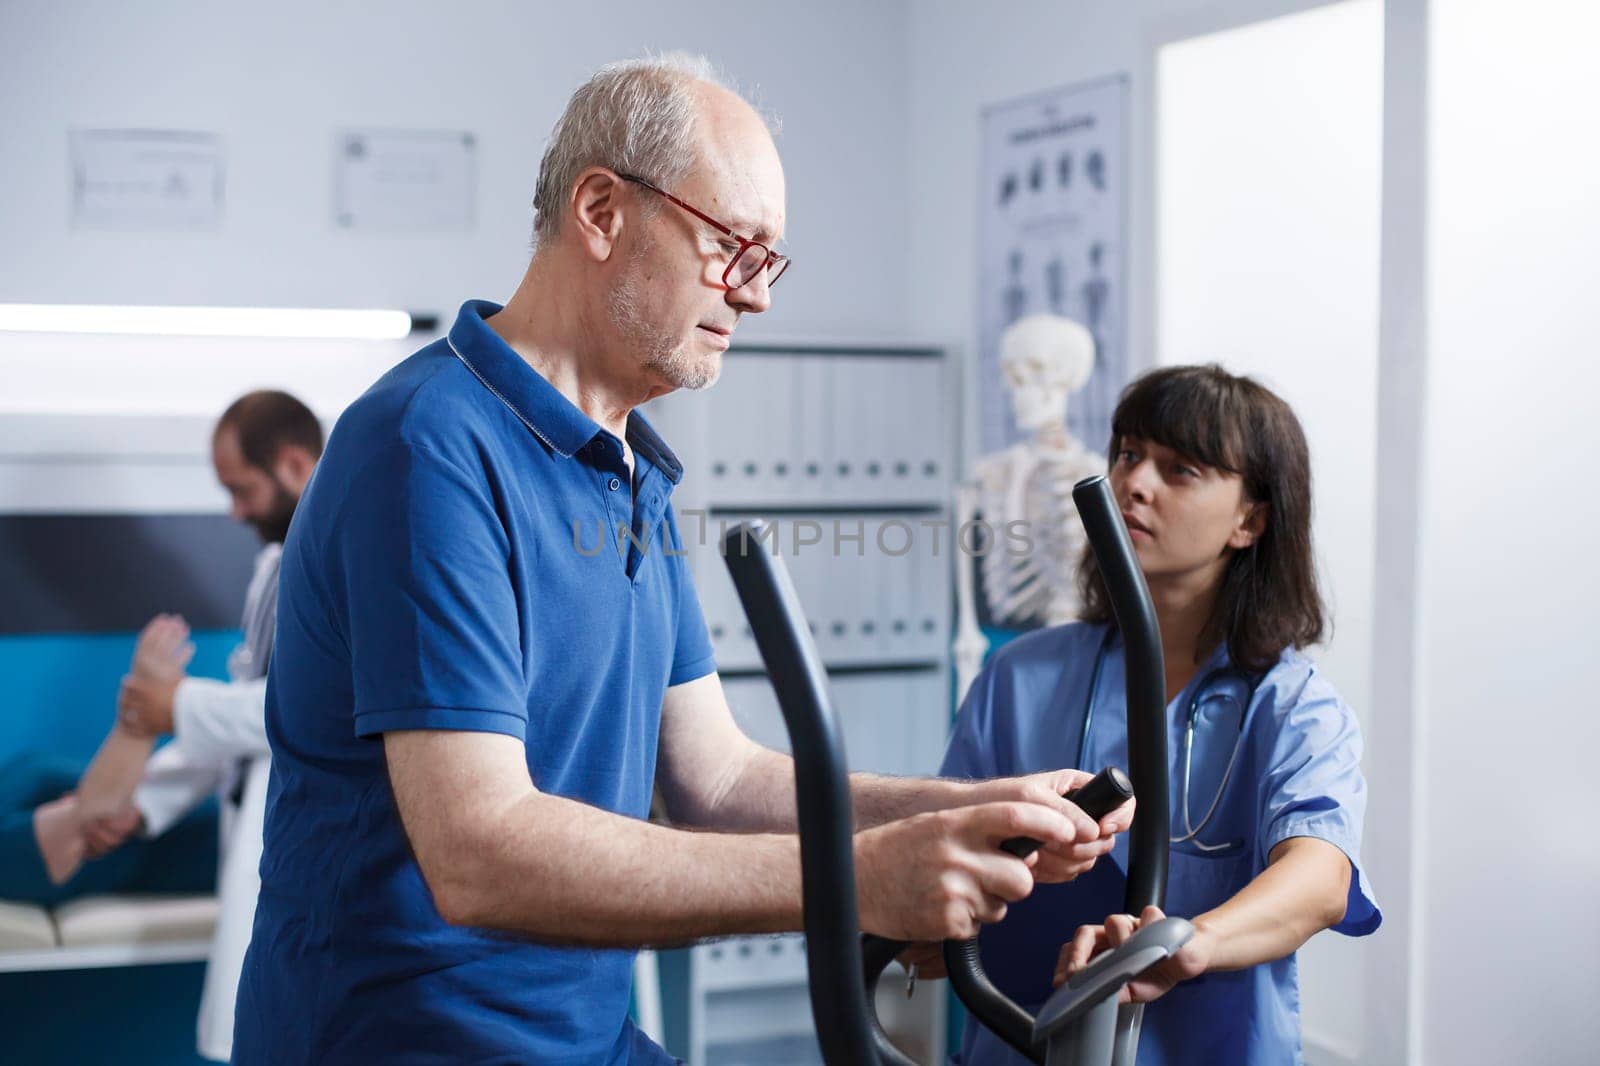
[618,172,791,291]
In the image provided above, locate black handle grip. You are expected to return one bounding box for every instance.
[1072,474,1170,916]
[859,767,1136,1061]
[940,477,1167,1059]
[999,765,1134,858]
[719,522,897,1065]
[944,938,1045,1063]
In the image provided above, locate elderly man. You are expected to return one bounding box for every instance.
[234,54,1127,1064]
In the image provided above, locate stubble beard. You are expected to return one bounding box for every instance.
[608,245,722,392]
[250,479,299,544]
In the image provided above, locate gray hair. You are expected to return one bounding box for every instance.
[531,52,763,248]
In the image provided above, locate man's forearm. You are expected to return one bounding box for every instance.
[849,770,985,829]
[132,737,226,838]
[396,729,1102,949]
[439,787,805,946]
[698,744,979,834]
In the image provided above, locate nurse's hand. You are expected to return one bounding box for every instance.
[970,769,1135,883]
[854,800,1078,942]
[1054,905,1213,1003]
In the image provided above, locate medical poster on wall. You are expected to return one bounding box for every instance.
[978,76,1128,454]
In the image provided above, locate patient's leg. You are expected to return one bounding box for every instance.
[73,724,156,826]
[32,793,88,886]
[35,746,145,885]
[74,615,192,829]
[7,616,195,892]
[0,757,85,898]
[0,754,214,904]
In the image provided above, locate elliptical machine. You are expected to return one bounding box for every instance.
[720,475,1192,1065]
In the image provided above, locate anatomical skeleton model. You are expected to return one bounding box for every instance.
[953,314,1104,701]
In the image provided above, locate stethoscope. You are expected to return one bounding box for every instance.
[1077,628,1258,853]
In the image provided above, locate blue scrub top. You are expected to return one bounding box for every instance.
[942,622,1380,1066]
[234,300,716,1065]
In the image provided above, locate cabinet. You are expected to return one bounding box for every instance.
[645,343,954,1064]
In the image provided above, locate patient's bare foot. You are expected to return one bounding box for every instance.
[33,794,87,886]
[132,614,194,683]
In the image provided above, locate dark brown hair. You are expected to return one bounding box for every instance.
[1077,364,1325,673]
[215,390,324,472]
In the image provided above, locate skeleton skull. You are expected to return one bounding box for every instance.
[999,313,1095,434]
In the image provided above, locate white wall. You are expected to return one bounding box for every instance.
[1155,4,1383,1058]
[0,0,912,419]
[1419,1,1600,1061]
[1156,0,1382,721]
[1366,1,1427,1059]
[906,0,1345,463]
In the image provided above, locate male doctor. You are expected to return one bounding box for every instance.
[112,389,321,1061]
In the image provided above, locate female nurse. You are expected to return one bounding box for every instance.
[942,364,1381,1065]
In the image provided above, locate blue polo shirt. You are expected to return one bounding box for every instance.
[234,300,716,1065]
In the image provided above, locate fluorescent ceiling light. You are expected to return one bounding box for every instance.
[0,304,427,339]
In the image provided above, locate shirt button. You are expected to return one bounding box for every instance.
[608,477,621,491]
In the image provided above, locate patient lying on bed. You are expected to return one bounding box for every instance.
[0,615,219,905]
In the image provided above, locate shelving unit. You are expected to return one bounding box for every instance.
[646,342,954,1065]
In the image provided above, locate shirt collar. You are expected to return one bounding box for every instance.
[626,410,683,485]
[445,299,682,482]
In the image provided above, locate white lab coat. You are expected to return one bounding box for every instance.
[132,543,278,1063]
